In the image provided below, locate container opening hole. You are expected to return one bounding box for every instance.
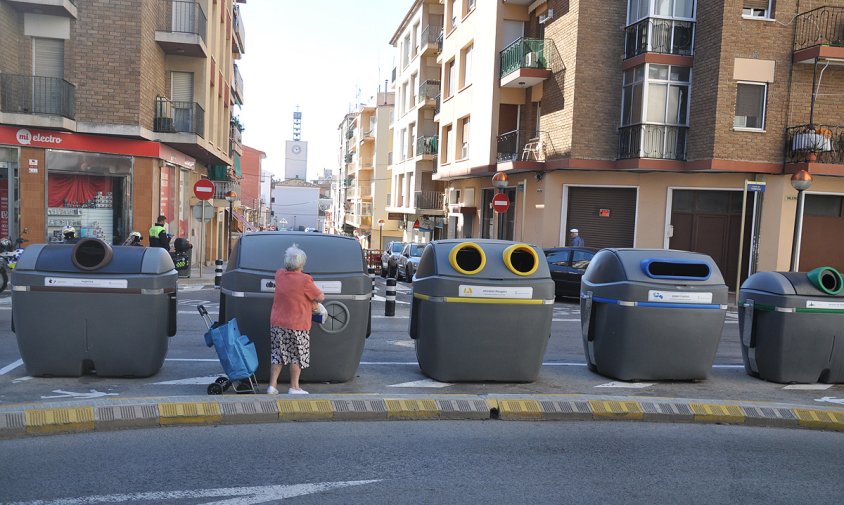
[819,270,841,292]
[646,261,709,279]
[75,241,108,268]
[510,249,536,273]
[456,247,483,272]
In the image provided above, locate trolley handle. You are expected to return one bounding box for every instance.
[198,304,209,317]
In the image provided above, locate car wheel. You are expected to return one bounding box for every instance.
[380,262,387,277]
[389,264,397,279]
[406,265,414,284]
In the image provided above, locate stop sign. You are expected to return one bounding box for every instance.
[492,193,510,213]
[193,179,215,201]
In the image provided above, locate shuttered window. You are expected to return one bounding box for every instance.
[32,38,64,78]
[170,72,194,102]
[743,1,772,17]
[566,187,637,249]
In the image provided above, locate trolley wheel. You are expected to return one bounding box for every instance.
[0,267,8,294]
[207,383,224,395]
[215,376,229,385]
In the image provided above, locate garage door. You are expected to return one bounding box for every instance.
[565,187,637,249]
[801,194,844,271]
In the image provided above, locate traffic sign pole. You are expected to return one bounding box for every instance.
[193,179,215,277]
[200,200,205,277]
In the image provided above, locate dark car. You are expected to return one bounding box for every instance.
[397,242,425,283]
[381,241,406,278]
[544,246,599,299]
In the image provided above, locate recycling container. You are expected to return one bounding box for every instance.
[220,231,371,382]
[739,267,844,383]
[12,238,177,377]
[580,248,728,381]
[409,240,554,382]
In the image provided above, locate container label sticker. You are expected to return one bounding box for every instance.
[260,279,343,294]
[45,277,128,289]
[647,290,712,304]
[458,285,533,299]
[806,300,844,310]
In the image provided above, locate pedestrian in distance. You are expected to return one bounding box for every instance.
[62,225,80,244]
[569,228,585,247]
[267,244,325,395]
[148,215,171,250]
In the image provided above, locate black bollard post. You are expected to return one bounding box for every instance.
[385,277,396,317]
[369,267,376,294]
[214,258,223,288]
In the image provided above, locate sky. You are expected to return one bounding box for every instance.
[236,0,413,181]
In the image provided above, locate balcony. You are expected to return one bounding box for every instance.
[233,4,246,55]
[346,128,355,140]
[624,18,695,60]
[416,136,438,159]
[420,24,443,55]
[0,74,75,120]
[211,180,240,200]
[794,7,844,63]
[786,125,844,164]
[232,64,244,105]
[414,191,444,212]
[418,80,440,108]
[434,94,440,115]
[154,96,205,137]
[496,130,549,163]
[499,37,553,88]
[155,0,207,57]
[618,124,688,161]
[344,153,354,164]
[229,123,242,154]
[5,0,77,18]
[436,30,444,55]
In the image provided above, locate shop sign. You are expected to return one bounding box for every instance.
[599,208,611,217]
[1,125,160,159]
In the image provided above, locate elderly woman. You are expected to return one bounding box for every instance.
[267,244,324,395]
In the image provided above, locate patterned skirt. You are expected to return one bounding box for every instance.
[269,326,310,368]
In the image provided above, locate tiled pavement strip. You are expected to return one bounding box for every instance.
[2,269,841,438]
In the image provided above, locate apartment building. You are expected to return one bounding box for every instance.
[388,0,447,244]
[434,0,844,283]
[0,0,246,263]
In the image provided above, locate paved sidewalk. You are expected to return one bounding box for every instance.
[176,264,223,287]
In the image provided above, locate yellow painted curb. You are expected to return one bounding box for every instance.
[690,403,745,424]
[588,400,644,420]
[277,400,333,421]
[793,409,844,431]
[159,402,222,426]
[497,399,543,419]
[25,407,95,435]
[385,399,439,419]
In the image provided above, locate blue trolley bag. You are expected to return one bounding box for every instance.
[198,305,259,394]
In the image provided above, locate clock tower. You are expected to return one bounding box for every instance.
[284,109,308,180]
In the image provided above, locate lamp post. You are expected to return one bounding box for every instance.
[377,218,384,250]
[224,190,237,257]
[789,170,813,272]
[491,172,509,239]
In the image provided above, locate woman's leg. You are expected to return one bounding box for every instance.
[289,363,301,390]
[269,363,282,390]
[268,327,283,392]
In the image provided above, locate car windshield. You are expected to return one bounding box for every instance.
[391,243,403,253]
[409,244,424,257]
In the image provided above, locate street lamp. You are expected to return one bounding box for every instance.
[789,170,813,272]
[491,173,509,239]
[225,190,237,257]
[377,218,384,250]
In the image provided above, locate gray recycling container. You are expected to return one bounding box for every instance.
[220,232,371,383]
[739,267,844,383]
[12,238,177,377]
[409,240,554,382]
[580,249,728,381]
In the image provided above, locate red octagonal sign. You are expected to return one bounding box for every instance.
[193,179,215,201]
[492,192,510,213]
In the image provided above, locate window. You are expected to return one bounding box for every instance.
[742,1,772,19]
[460,44,473,88]
[412,23,419,58]
[734,82,767,130]
[628,0,695,24]
[546,250,571,266]
[409,73,417,107]
[403,34,410,69]
[441,124,452,163]
[621,64,689,127]
[448,0,457,31]
[465,0,476,17]
[458,116,470,159]
[571,250,595,270]
[445,59,456,98]
[399,128,407,161]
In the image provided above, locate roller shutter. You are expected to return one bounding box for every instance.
[566,187,636,249]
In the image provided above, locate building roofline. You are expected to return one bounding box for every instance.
[389,0,423,45]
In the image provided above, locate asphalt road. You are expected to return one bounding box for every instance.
[0,278,841,407]
[1,421,842,504]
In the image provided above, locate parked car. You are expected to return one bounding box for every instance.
[397,242,426,283]
[544,246,599,299]
[381,241,406,278]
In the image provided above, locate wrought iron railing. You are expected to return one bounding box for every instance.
[415,191,444,210]
[154,96,205,136]
[500,37,549,78]
[232,64,244,103]
[346,128,355,140]
[212,180,240,199]
[624,18,695,59]
[233,4,246,52]
[786,124,844,163]
[794,6,844,51]
[618,124,688,161]
[157,0,207,44]
[421,24,443,51]
[496,130,549,162]
[434,94,440,115]
[416,136,439,156]
[418,80,440,103]
[344,153,354,164]
[230,124,242,150]
[437,30,444,54]
[0,74,75,119]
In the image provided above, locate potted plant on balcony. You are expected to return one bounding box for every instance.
[794,125,832,162]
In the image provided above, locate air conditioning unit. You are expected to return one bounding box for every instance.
[539,8,554,24]
[446,188,459,204]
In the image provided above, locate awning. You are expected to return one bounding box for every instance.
[231,208,257,232]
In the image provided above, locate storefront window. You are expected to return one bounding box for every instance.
[160,164,176,232]
[0,148,19,241]
[179,169,190,237]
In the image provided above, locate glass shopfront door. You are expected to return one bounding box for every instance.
[0,148,20,242]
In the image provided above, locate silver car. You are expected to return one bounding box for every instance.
[381,241,406,278]
[397,243,425,283]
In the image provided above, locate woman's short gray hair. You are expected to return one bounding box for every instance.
[284,244,307,271]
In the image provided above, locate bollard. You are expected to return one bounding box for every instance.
[214,258,223,288]
[385,277,396,317]
[369,267,376,294]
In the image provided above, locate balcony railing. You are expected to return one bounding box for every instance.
[212,180,240,200]
[232,64,244,104]
[230,123,242,151]
[618,124,688,161]
[795,7,844,51]
[420,24,443,52]
[233,4,246,53]
[786,124,844,163]
[416,136,438,156]
[344,153,354,164]
[157,0,207,44]
[500,37,549,78]
[346,128,355,140]
[434,94,440,115]
[418,80,440,103]
[415,190,444,210]
[624,18,695,59]
[0,74,75,119]
[496,130,549,162]
[154,96,205,137]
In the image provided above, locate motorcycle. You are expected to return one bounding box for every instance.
[0,237,27,294]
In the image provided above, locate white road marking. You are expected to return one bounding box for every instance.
[165,358,219,362]
[595,381,654,389]
[552,318,581,322]
[389,340,415,348]
[13,376,32,383]
[388,379,452,388]
[40,389,119,400]
[814,396,844,405]
[0,358,23,375]
[4,480,382,505]
[783,384,833,390]
[372,315,410,319]
[179,310,218,315]
[151,375,223,385]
